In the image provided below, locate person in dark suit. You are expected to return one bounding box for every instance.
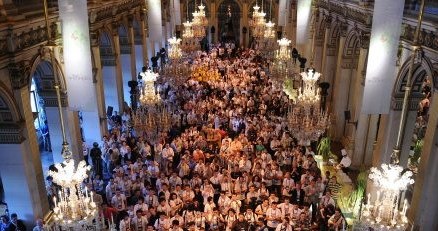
[290,183,305,206]
[10,213,26,231]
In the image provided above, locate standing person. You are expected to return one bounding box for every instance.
[0,215,15,231]
[90,142,103,177]
[231,214,250,231]
[32,219,46,231]
[10,213,26,231]
[82,140,89,165]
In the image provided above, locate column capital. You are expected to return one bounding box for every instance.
[8,61,31,90]
[90,30,100,47]
[111,22,120,37]
[338,19,349,37]
[0,122,25,144]
[360,32,370,49]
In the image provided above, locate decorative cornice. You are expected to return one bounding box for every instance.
[341,58,358,69]
[0,20,60,58]
[38,91,68,108]
[0,123,25,144]
[391,97,421,111]
[8,61,31,89]
[317,0,372,26]
[400,23,438,50]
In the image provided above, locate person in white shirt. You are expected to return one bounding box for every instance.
[320,190,336,208]
[133,197,149,215]
[132,210,148,231]
[119,214,132,231]
[337,148,352,173]
[111,190,127,212]
[154,213,171,231]
[275,217,293,231]
[32,219,46,231]
[266,202,282,229]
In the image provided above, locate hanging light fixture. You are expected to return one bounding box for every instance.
[286,69,330,146]
[182,20,194,39]
[359,164,414,230]
[249,2,266,41]
[297,68,321,107]
[259,0,276,59]
[182,0,199,53]
[139,69,161,106]
[168,37,182,60]
[134,69,172,142]
[192,0,207,39]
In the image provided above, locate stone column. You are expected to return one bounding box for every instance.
[128,16,137,81]
[330,30,347,140]
[140,10,149,66]
[242,2,249,47]
[2,61,49,226]
[90,32,109,136]
[210,1,217,44]
[407,89,438,230]
[112,24,125,113]
[320,26,330,79]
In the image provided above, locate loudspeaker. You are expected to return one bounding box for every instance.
[107,106,114,118]
[344,110,351,121]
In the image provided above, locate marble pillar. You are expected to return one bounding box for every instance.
[331,34,347,140]
[91,44,109,136]
[0,86,49,227]
[112,30,125,112]
[128,22,137,81]
[408,90,438,230]
[320,27,329,80]
[140,11,149,66]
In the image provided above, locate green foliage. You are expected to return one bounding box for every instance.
[282,78,297,101]
[338,170,368,217]
[411,139,423,164]
[317,136,331,161]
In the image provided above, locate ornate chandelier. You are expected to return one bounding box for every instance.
[270,37,293,84]
[359,164,414,230]
[49,155,97,227]
[297,68,321,107]
[249,4,266,40]
[182,20,194,39]
[134,70,172,141]
[275,37,292,61]
[168,37,182,60]
[192,3,207,39]
[264,20,275,39]
[286,68,330,146]
[139,69,161,106]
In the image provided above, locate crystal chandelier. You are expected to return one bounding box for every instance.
[192,3,207,39]
[297,68,321,107]
[270,37,293,84]
[134,70,172,141]
[286,69,330,146]
[139,69,161,106]
[249,4,266,40]
[182,20,194,39]
[275,37,292,61]
[264,20,275,39]
[49,156,97,227]
[168,37,182,60]
[359,164,414,230]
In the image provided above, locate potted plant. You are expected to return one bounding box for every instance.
[317,136,331,162]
